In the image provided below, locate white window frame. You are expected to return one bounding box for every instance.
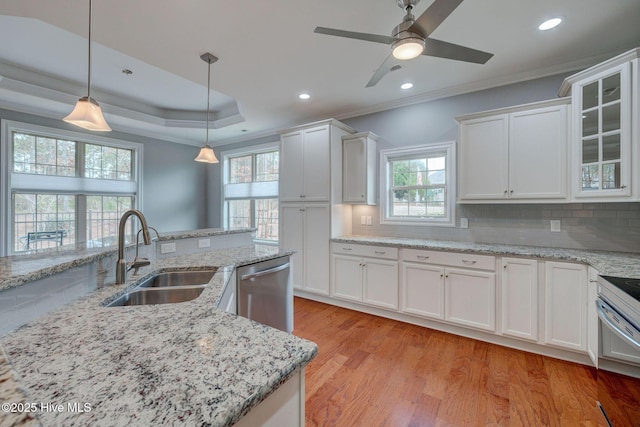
[220,141,279,244]
[379,141,456,227]
[1,120,144,255]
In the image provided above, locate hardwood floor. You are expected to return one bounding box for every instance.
[293,297,606,427]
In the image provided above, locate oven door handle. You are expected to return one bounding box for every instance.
[596,299,640,351]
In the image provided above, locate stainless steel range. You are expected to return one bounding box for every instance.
[596,275,640,426]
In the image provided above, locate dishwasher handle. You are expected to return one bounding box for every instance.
[240,262,290,281]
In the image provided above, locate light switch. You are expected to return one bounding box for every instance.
[550,220,561,232]
[366,216,372,225]
[361,216,367,225]
[460,218,469,229]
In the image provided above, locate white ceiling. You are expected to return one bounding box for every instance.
[0,0,639,147]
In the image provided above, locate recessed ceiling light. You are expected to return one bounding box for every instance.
[298,93,311,100]
[538,17,562,31]
[401,83,414,90]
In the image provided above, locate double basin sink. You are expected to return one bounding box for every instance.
[107,269,216,307]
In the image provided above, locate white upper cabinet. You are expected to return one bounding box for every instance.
[343,132,377,205]
[457,99,569,202]
[558,49,639,201]
[279,120,355,202]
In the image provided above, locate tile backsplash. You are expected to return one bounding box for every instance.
[351,203,640,254]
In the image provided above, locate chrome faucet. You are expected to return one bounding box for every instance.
[116,209,152,284]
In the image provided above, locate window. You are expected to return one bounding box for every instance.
[380,142,455,227]
[2,121,141,254]
[222,143,279,243]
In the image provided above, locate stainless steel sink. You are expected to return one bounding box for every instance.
[137,269,216,288]
[107,286,206,307]
[106,269,216,307]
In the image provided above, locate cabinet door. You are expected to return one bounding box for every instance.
[545,262,587,352]
[573,62,631,198]
[363,258,398,310]
[280,131,304,202]
[302,126,331,201]
[501,257,538,341]
[587,267,599,367]
[509,106,568,199]
[343,136,367,203]
[332,254,363,302]
[303,204,331,295]
[280,204,304,290]
[458,114,509,200]
[445,268,496,331]
[401,262,445,319]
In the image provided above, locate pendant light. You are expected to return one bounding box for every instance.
[63,0,111,131]
[194,52,219,163]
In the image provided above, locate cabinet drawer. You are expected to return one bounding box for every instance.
[332,243,398,260]
[401,248,495,271]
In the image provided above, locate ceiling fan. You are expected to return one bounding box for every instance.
[314,0,494,87]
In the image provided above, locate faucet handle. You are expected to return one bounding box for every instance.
[128,257,151,272]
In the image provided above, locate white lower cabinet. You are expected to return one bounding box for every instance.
[545,261,588,352]
[444,268,496,331]
[331,243,398,310]
[587,267,599,367]
[401,262,445,319]
[400,249,496,332]
[501,257,538,341]
[281,203,330,295]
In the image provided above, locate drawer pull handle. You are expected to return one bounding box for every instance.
[462,259,477,265]
[375,251,386,255]
[342,247,353,251]
[417,255,429,260]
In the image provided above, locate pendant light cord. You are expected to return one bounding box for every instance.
[206,60,211,145]
[87,0,93,100]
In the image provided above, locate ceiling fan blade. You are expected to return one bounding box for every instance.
[314,27,394,45]
[423,38,493,64]
[409,0,464,36]
[366,55,402,88]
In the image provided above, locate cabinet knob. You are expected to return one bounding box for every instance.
[440,274,444,278]
[461,259,477,265]
[621,185,627,189]
[503,264,507,269]
[510,190,514,194]
[417,255,429,260]
[504,190,508,195]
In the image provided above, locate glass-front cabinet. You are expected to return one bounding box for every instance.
[560,49,639,201]
[577,64,630,196]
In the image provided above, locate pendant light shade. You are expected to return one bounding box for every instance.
[64,96,111,131]
[195,145,218,163]
[63,0,111,132]
[195,52,219,164]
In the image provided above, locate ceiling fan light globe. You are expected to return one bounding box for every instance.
[63,97,112,131]
[392,37,425,60]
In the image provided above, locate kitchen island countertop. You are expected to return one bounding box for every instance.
[1,245,316,427]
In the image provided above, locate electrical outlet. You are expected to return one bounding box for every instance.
[160,242,176,254]
[460,218,469,229]
[550,220,561,232]
[361,216,366,225]
[198,238,211,249]
[366,216,372,225]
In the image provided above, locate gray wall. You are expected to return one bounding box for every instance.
[0,108,207,234]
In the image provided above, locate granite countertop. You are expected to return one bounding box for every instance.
[1,245,317,427]
[333,236,640,279]
[0,228,255,292]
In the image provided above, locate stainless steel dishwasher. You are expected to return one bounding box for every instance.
[237,256,292,332]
